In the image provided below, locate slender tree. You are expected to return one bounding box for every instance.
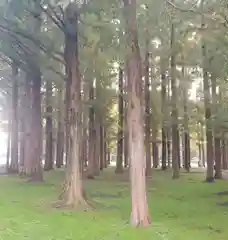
[116,67,124,173]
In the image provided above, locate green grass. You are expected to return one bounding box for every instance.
[0,169,228,239]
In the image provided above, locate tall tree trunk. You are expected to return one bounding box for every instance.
[94,118,100,175]
[56,87,64,168]
[201,0,214,182]
[152,129,159,168]
[123,0,150,226]
[27,0,43,182]
[211,70,222,179]
[99,123,104,171]
[87,84,96,179]
[23,75,32,176]
[19,89,25,175]
[61,3,87,207]
[116,67,124,173]
[161,60,168,170]
[144,43,152,176]
[6,113,11,170]
[9,63,19,173]
[44,81,53,171]
[124,100,129,168]
[200,123,206,167]
[170,21,180,179]
[181,64,190,172]
[29,69,43,182]
[222,140,228,170]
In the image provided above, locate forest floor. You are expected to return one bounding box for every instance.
[0,168,228,240]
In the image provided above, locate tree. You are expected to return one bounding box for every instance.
[115,67,124,173]
[60,2,87,208]
[123,0,150,226]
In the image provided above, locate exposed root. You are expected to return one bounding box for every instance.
[52,199,94,211]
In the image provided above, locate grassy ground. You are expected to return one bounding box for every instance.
[0,169,228,240]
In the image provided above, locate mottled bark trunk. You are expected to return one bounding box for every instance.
[9,63,19,173]
[61,3,87,207]
[144,45,151,175]
[170,22,179,179]
[123,0,150,226]
[116,67,124,173]
[44,81,53,171]
[56,87,64,168]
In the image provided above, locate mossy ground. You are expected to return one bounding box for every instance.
[0,168,228,239]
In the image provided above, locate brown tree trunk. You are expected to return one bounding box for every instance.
[124,100,129,168]
[222,140,228,170]
[123,0,150,226]
[99,124,104,171]
[9,63,19,174]
[152,125,159,168]
[170,21,180,179]
[201,0,214,182]
[87,84,96,179]
[29,69,43,182]
[181,64,190,172]
[201,124,206,167]
[23,75,32,176]
[211,69,222,179]
[144,43,152,176]
[116,67,124,173]
[44,81,53,171]
[60,3,87,207]
[56,87,64,168]
[203,72,214,182]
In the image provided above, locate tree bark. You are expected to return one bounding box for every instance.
[170,21,180,179]
[201,0,214,182]
[144,43,152,176]
[181,64,190,172]
[56,87,64,168]
[87,84,96,178]
[9,63,19,174]
[44,81,53,171]
[60,3,87,207]
[29,69,43,182]
[222,140,228,170]
[123,0,150,226]
[152,125,159,168]
[116,67,124,173]
[99,124,104,171]
[211,68,222,179]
